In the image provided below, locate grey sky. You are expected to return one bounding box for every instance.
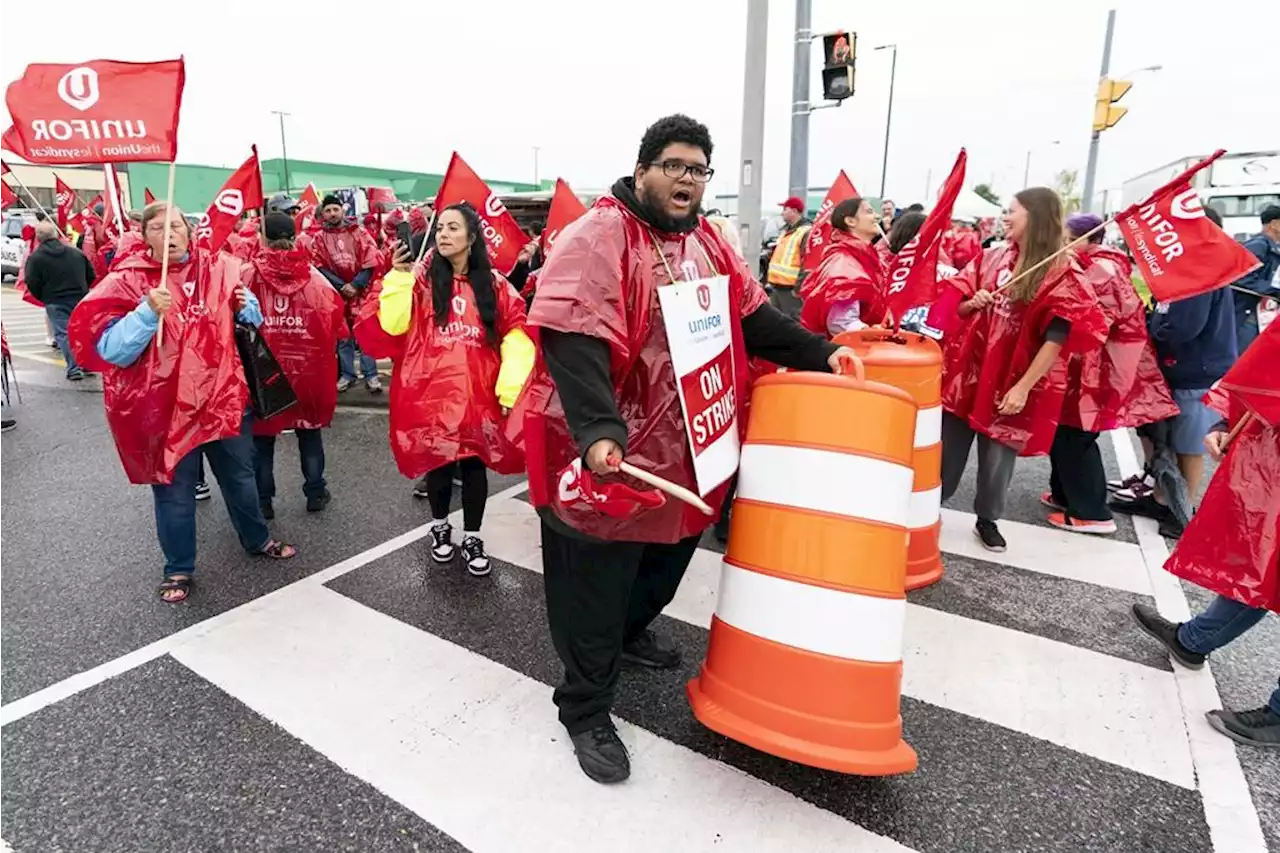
[2,0,1274,206]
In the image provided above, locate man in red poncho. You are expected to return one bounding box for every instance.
[514,114,855,784]
[309,194,382,393]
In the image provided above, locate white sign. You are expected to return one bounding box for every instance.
[657,273,739,496]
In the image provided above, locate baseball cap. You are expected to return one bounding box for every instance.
[262,212,296,241]
[780,196,805,213]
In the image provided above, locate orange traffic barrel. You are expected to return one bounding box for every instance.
[834,329,944,590]
[687,364,918,775]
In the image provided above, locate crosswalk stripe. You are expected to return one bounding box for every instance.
[172,583,919,853]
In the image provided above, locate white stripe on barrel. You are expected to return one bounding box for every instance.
[736,444,914,527]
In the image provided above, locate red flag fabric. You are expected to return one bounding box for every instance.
[68,191,102,235]
[883,149,967,320]
[364,186,397,211]
[1,177,15,209]
[295,181,320,232]
[434,152,528,274]
[542,178,587,255]
[1115,150,1261,304]
[2,59,185,164]
[54,175,77,228]
[195,146,263,256]
[553,458,667,519]
[1218,321,1280,426]
[144,187,155,205]
[800,171,858,272]
[102,163,126,238]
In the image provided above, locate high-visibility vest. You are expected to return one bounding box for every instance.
[767,223,811,288]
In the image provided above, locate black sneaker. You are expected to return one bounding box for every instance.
[306,490,331,513]
[194,481,211,501]
[461,535,491,576]
[1158,516,1185,539]
[1130,603,1206,669]
[973,519,1007,552]
[621,629,681,669]
[1206,707,1280,749]
[1109,494,1171,521]
[412,476,431,499]
[67,368,84,381]
[570,724,631,784]
[1,418,16,433]
[429,522,455,562]
[259,499,275,520]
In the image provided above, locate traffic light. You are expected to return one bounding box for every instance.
[820,31,857,101]
[1093,78,1132,132]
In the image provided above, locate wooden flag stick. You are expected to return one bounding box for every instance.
[1222,411,1254,451]
[3,166,68,240]
[414,206,438,264]
[993,219,1110,295]
[155,161,177,348]
[618,461,714,516]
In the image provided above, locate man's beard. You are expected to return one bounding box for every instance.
[636,186,701,234]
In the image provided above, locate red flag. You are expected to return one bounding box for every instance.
[1,161,15,209]
[67,191,102,234]
[194,146,263,255]
[800,171,858,272]
[102,163,126,237]
[365,186,397,211]
[434,152,528,274]
[1218,322,1280,426]
[542,178,587,255]
[295,181,320,232]
[2,59,185,164]
[555,459,666,518]
[883,149,968,320]
[144,187,155,205]
[54,174,77,228]
[1115,150,1261,304]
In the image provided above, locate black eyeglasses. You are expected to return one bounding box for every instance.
[650,160,715,183]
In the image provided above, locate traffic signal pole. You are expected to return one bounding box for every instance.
[739,0,769,257]
[1080,8,1115,214]
[788,0,813,201]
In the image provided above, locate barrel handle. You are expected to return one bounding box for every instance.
[835,352,866,383]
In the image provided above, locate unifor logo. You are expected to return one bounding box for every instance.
[452,294,467,317]
[1170,188,1205,221]
[57,66,99,112]
[697,283,712,311]
[484,195,507,218]
[55,192,70,207]
[214,189,244,217]
[273,294,289,313]
[182,280,195,298]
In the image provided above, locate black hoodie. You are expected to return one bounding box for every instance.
[24,237,96,306]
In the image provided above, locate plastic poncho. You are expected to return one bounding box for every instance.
[244,246,346,435]
[797,229,886,337]
[940,243,1107,456]
[510,195,768,544]
[355,265,530,478]
[66,249,248,484]
[1060,245,1179,432]
[309,219,380,284]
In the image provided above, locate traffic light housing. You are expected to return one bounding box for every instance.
[821,31,857,101]
[1093,78,1132,132]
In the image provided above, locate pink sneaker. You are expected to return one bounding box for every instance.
[1048,512,1117,535]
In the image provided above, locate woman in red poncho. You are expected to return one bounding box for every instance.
[1045,213,1179,535]
[797,196,887,337]
[937,187,1107,552]
[67,202,296,603]
[245,212,347,517]
[356,202,534,576]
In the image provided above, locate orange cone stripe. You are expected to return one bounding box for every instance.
[912,443,943,490]
[908,520,942,564]
[747,378,916,462]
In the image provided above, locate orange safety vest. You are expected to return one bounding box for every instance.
[767,223,811,288]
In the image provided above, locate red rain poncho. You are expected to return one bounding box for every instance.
[510,195,768,544]
[229,218,260,262]
[244,246,346,435]
[309,219,380,284]
[355,268,527,478]
[797,229,886,337]
[67,249,248,485]
[79,214,112,280]
[940,243,1107,455]
[1060,245,1178,432]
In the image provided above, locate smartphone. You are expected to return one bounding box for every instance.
[396,221,412,248]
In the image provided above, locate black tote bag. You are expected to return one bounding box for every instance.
[233,322,298,420]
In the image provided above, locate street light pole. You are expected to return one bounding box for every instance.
[1023,140,1060,188]
[875,44,897,199]
[1080,9,1115,213]
[788,0,813,201]
[271,110,292,195]
[533,146,540,186]
[739,0,769,257]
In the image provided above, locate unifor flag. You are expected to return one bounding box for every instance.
[1,161,16,209]
[883,149,967,321]
[1,58,185,164]
[195,146,263,255]
[434,152,528,274]
[800,170,858,272]
[295,181,320,232]
[542,178,587,256]
[555,458,666,519]
[1115,149,1260,304]
[144,187,155,205]
[102,163,126,237]
[54,174,78,228]
[365,186,397,211]
[68,191,102,234]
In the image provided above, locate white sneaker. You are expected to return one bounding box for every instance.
[366,377,383,393]
[429,522,456,563]
[337,377,355,393]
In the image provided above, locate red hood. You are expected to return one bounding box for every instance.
[408,208,428,233]
[1081,244,1132,278]
[825,228,882,269]
[251,246,313,294]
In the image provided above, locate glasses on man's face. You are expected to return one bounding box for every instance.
[652,160,714,183]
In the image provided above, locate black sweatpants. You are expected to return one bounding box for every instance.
[541,520,701,734]
[424,457,488,531]
[1048,425,1112,521]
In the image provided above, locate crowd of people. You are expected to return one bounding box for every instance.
[4,113,1275,780]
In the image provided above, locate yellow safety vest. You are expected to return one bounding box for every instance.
[767,223,811,288]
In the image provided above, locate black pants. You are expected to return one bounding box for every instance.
[541,520,701,734]
[425,457,488,531]
[1048,425,1112,521]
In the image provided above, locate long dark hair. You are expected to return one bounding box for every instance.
[830,197,865,234]
[1008,187,1064,303]
[429,203,499,345]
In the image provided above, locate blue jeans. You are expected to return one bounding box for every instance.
[151,413,270,577]
[1179,595,1279,714]
[338,338,377,382]
[254,429,326,501]
[45,302,79,376]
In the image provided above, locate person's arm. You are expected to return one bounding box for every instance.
[495,328,536,409]
[24,254,46,302]
[377,269,416,336]
[95,300,158,368]
[507,259,530,291]
[82,251,97,288]
[351,268,373,290]
[740,301,838,371]
[236,287,262,326]
[542,330,627,461]
[317,267,345,289]
[1148,293,1212,345]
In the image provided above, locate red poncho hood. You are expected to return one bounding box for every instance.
[798,229,886,335]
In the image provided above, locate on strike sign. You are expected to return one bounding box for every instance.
[658,274,739,496]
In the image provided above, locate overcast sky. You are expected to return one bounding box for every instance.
[2,0,1274,207]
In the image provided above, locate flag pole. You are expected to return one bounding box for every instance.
[2,164,67,239]
[414,207,437,264]
[1222,411,1253,451]
[155,161,177,348]
[992,218,1111,295]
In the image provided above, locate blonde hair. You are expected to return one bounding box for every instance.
[1008,187,1064,303]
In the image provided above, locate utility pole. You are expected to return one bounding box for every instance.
[788,0,812,201]
[272,110,292,195]
[532,146,540,186]
[875,44,898,199]
[739,0,769,257]
[1080,9,1115,213]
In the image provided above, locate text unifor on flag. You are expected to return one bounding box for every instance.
[196,146,263,256]
[542,178,588,255]
[1116,149,1261,304]
[882,149,968,321]
[2,59,185,164]
[801,170,858,273]
[433,152,529,274]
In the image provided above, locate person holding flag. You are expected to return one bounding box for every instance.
[355,202,534,576]
[67,202,297,604]
[309,194,382,393]
[796,196,887,336]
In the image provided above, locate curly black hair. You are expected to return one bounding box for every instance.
[636,114,713,167]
